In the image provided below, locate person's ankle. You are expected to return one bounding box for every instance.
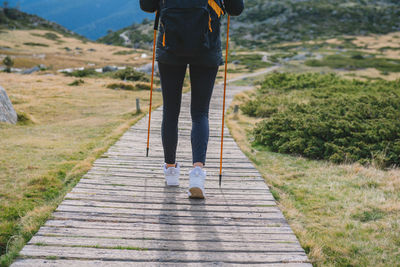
[193,162,204,169]
[166,163,177,168]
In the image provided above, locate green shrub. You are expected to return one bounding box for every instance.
[23,42,49,47]
[64,69,97,78]
[107,83,136,91]
[113,50,136,55]
[107,82,150,91]
[113,67,149,82]
[135,83,151,91]
[68,79,85,86]
[2,56,13,72]
[243,72,400,167]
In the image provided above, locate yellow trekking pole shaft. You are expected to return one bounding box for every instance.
[147,11,160,157]
[219,14,231,187]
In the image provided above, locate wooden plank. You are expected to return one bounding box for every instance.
[37,226,298,242]
[76,181,270,192]
[44,219,290,234]
[70,186,273,200]
[77,178,269,190]
[54,206,287,222]
[29,236,304,252]
[59,199,282,215]
[19,245,309,263]
[71,184,270,196]
[67,189,276,206]
[84,171,263,180]
[12,259,312,267]
[51,212,284,227]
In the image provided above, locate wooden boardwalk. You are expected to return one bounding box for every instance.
[12,78,312,266]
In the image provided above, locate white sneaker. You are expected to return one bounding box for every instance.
[188,166,206,199]
[163,163,180,186]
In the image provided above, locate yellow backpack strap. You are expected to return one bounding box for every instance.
[208,0,224,18]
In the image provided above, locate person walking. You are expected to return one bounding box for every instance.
[140,0,244,199]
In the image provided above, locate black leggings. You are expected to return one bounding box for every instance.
[158,62,219,165]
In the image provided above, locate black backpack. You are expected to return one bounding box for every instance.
[159,0,225,56]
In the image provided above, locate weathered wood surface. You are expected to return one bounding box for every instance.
[13,73,311,266]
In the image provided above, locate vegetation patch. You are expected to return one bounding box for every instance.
[113,50,136,55]
[16,112,33,125]
[107,83,135,91]
[30,32,60,41]
[113,67,149,82]
[242,72,400,167]
[68,79,85,86]
[229,54,272,71]
[63,69,97,78]
[107,82,150,91]
[305,54,400,72]
[23,42,49,47]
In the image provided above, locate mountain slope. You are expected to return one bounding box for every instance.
[231,0,400,49]
[99,0,400,49]
[0,7,85,39]
[6,0,152,40]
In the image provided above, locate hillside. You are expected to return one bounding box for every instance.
[97,19,154,49]
[231,0,400,49]
[99,0,400,50]
[0,7,85,40]
[6,0,152,40]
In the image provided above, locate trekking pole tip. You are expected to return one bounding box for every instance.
[219,174,222,187]
[146,148,149,157]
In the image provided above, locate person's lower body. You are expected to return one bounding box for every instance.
[158,61,219,198]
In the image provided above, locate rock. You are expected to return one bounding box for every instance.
[22,66,41,74]
[136,62,158,75]
[0,86,17,124]
[102,66,118,73]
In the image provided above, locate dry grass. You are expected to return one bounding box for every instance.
[0,71,162,265]
[0,29,149,70]
[227,90,400,267]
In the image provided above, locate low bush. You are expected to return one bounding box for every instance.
[64,69,97,78]
[242,72,400,167]
[113,67,149,82]
[107,83,135,91]
[68,79,85,86]
[113,50,136,55]
[23,42,49,47]
[107,82,151,91]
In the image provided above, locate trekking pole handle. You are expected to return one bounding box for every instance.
[154,10,160,31]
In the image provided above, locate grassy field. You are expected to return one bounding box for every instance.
[227,77,400,266]
[0,71,163,265]
[0,29,149,70]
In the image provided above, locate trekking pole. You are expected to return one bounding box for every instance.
[146,10,160,157]
[219,14,231,187]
